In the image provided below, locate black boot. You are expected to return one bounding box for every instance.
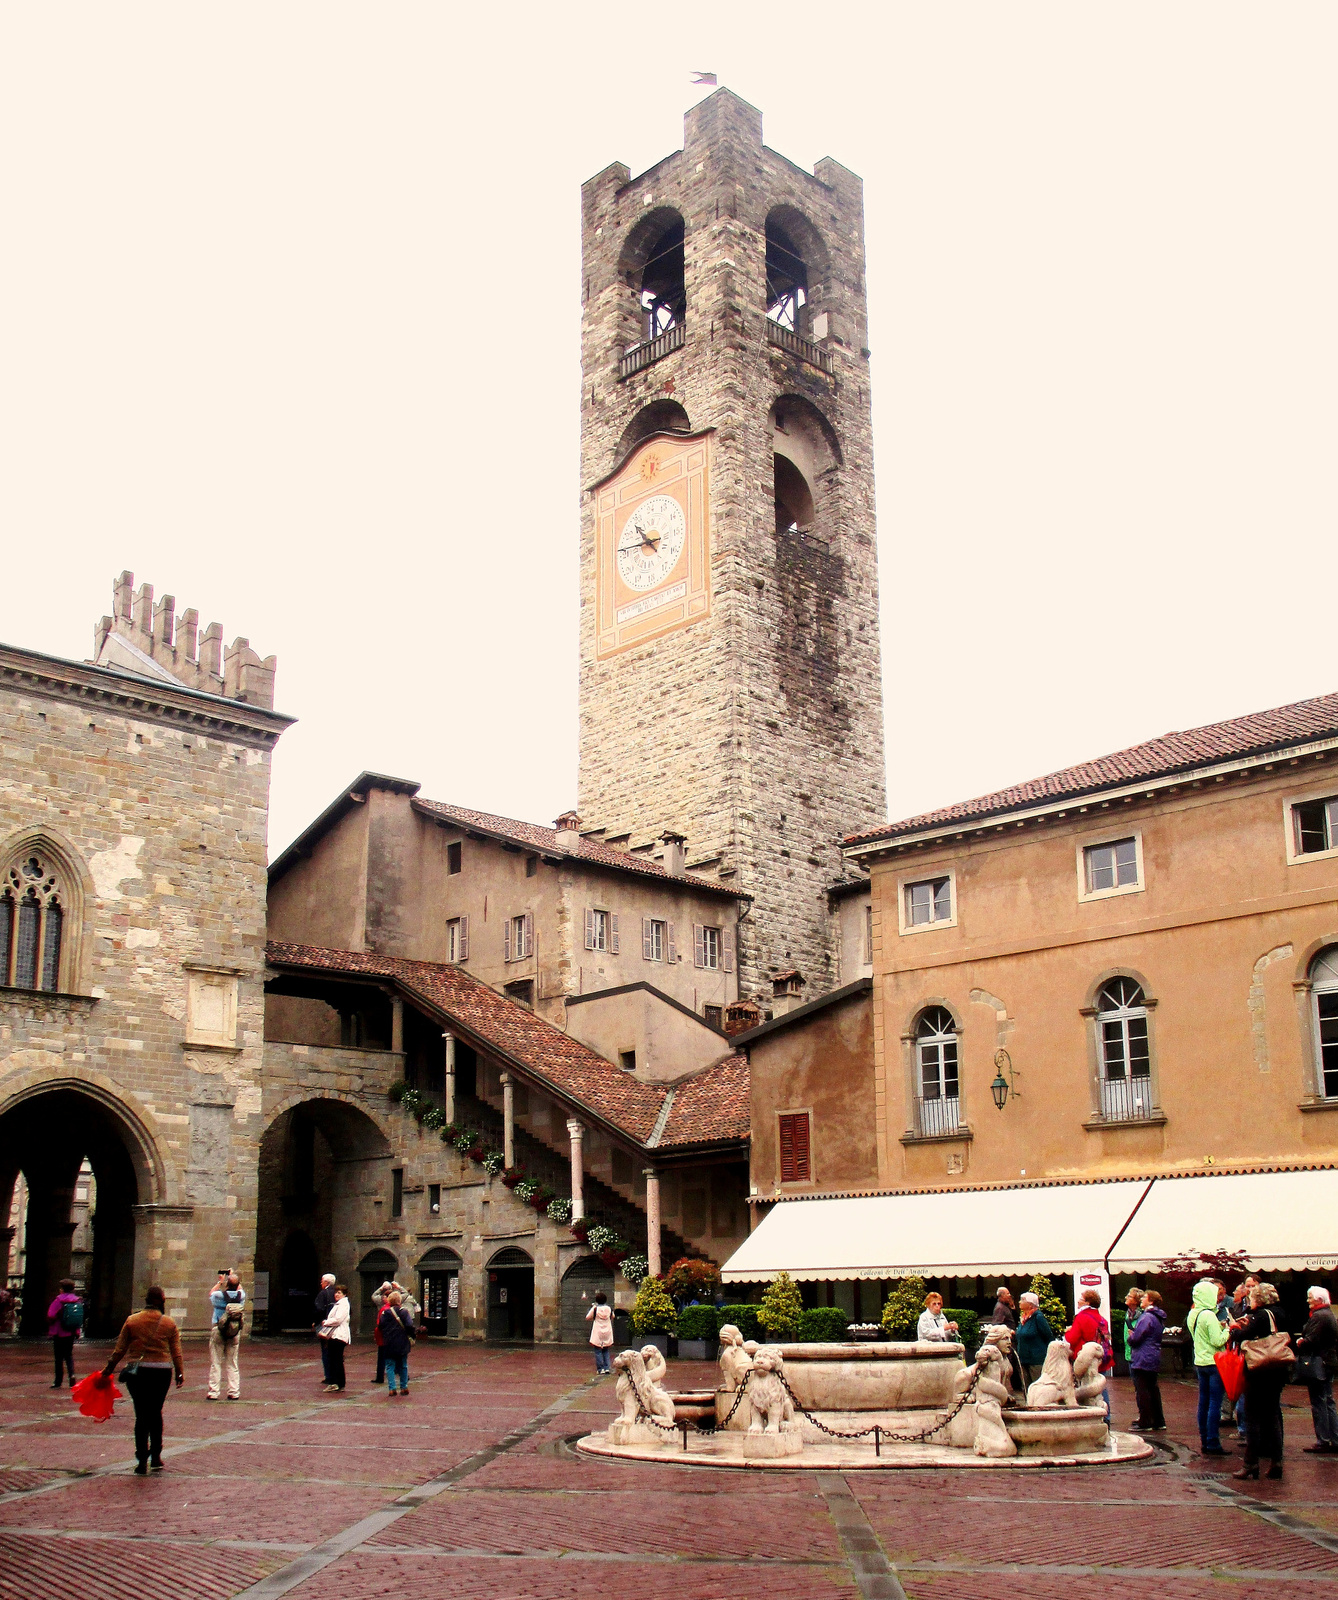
[1267,1461,1283,1480]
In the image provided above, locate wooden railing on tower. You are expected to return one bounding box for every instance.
[619,322,685,379]
[766,320,834,374]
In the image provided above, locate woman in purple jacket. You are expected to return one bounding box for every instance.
[1128,1290,1167,1432]
[47,1278,83,1389]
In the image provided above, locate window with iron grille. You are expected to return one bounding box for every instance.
[1097,977,1153,1120]
[915,1007,960,1136]
[778,1111,811,1183]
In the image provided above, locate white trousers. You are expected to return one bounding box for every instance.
[208,1327,241,1398]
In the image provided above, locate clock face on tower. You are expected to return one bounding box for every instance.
[616,494,687,590]
[592,431,712,659]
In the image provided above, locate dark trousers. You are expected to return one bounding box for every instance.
[1244,1366,1286,1464]
[319,1338,332,1383]
[1132,1368,1165,1428]
[52,1337,75,1385]
[1197,1366,1225,1448]
[374,1344,386,1382]
[1308,1379,1338,1447]
[326,1341,346,1390]
[124,1368,173,1465]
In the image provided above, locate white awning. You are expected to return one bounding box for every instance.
[1108,1169,1338,1274]
[721,1181,1148,1282]
[721,1169,1338,1283]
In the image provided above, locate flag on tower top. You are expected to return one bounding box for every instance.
[690,71,717,86]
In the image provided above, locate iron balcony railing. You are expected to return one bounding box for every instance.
[916,1095,961,1138]
[1099,1074,1157,1122]
[620,322,685,379]
[766,319,834,374]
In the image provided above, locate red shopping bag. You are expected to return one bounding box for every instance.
[70,1372,122,1422]
[1215,1347,1246,1403]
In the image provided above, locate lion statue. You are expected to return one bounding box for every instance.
[1072,1340,1107,1407]
[613,1347,675,1428]
[717,1324,754,1392]
[747,1349,794,1434]
[1026,1339,1079,1408]
[955,1325,1016,1458]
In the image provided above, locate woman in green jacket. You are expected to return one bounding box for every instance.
[1188,1278,1230,1455]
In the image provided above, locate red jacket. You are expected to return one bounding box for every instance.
[1065,1306,1113,1372]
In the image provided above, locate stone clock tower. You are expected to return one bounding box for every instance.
[578,89,887,996]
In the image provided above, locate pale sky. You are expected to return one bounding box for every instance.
[3,5,1334,860]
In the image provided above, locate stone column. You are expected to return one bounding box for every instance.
[567,1119,585,1222]
[443,1032,455,1124]
[391,993,404,1055]
[501,1073,515,1168]
[643,1168,661,1278]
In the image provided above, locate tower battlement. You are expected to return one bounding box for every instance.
[93,570,277,708]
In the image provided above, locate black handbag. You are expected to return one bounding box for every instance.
[1297,1349,1329,1386]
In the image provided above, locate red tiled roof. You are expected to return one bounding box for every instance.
[847,690,1338,847]
[659,1054,750,1148]
[265,941,749,1150]
[412,797,746,899]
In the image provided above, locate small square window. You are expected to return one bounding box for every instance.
[447,841,462,875]
[619,1049,636,1073]
[525,854,538,878]
[428,1183,441,1215]
[704,1004,723,1029]
[905,877,952,927]
[1084,837,1139,894]
[504,978,533,1009]
[1294,796,1338,856]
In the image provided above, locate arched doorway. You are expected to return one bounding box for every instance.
[255,1097,392,1335]
[417,1245,462,1337]
[561,1254,614,1344]
[358,1248,399,1337]
[486,1246,534,1341]
[0,1084,156,1336]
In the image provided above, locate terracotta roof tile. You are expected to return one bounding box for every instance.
[412,798,746,898]
[659,1054,750,1148]
[847,690,1338,846]
[265,941,749,1150]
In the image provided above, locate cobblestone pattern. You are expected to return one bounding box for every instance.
[578,89,887,995]
[3,1342,1338,1600]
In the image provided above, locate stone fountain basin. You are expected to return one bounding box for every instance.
[1004,1405,1109,1456]
[770,1341,966,1412]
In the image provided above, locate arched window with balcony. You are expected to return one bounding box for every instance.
[1,848,68,993]
[617,208,686,377]
[1093,976,1156,1122]
[914,1006,961,1137]
[1309,946,1338,1100]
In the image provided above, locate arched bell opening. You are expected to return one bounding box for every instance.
[619,206,686,350]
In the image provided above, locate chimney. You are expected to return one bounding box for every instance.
[723,999,763,1037]
[660,830,687,878]
[770,970,807,1018]
[554,810,582,852]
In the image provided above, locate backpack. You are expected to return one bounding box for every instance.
[59,1298,84,1334]
[217,1301,244,1343]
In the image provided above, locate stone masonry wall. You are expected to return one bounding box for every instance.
[578,90,887,999]
[0,640,287,1330]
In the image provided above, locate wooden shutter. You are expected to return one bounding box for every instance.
[609,912,619,954]
[584,907,595,950]
[523,911,533,958]
[458,916,469,961]
[721,925,735,973]
[667,922,676,964]
[693,923,705,968]
[503,917,512,962]
[642,918,654,960]
[779,1112,811,1183]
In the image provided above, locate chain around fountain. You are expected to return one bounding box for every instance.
[772,1363,982,1444]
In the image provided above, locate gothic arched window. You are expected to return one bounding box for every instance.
[2,849,67,992]
[915,1006,960,1136]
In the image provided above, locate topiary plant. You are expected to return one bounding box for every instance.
[796,1306,850,1342]
[717,1303,762,1342]
[677,1304,720,1341]
[880,1274,928,1339]
[944,1308,980,1352]
[631,1274,678,1336]
[1028,1273,1069,1331]
[757,1271,803,1340]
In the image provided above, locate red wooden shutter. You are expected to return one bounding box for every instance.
[722,925,735,973]
[584,907,595,950]
[523,912,533,957]
[642,918,654,960]
[503,917,512,962]
[779,1113,810,1183]
[693,923,705,968]
[609,912,619,954]
[458,916,469,961]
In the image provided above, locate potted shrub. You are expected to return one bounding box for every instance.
[619,1253,648,1286]
[757,1271,803,1341]
[547,1197,572,1225]
[500,1166,524,1189]
[631,1274,677,1355]
[716,1303,762,1344]
[676,1303,718,1360]
[796,1306,850,1343]
[569,1218,590,1243]
[664,1257,721,1304]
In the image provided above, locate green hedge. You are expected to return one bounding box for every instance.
[796,1307,850,1342]
[677,1305,719,1341]
[716,1304,761,1343]
[944,1309,980,1351]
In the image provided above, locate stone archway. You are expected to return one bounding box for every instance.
[0,1079,162,1335]
[486,1245,534,1342]
[561,1254,614,1344]
[256,1096,392,1334]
